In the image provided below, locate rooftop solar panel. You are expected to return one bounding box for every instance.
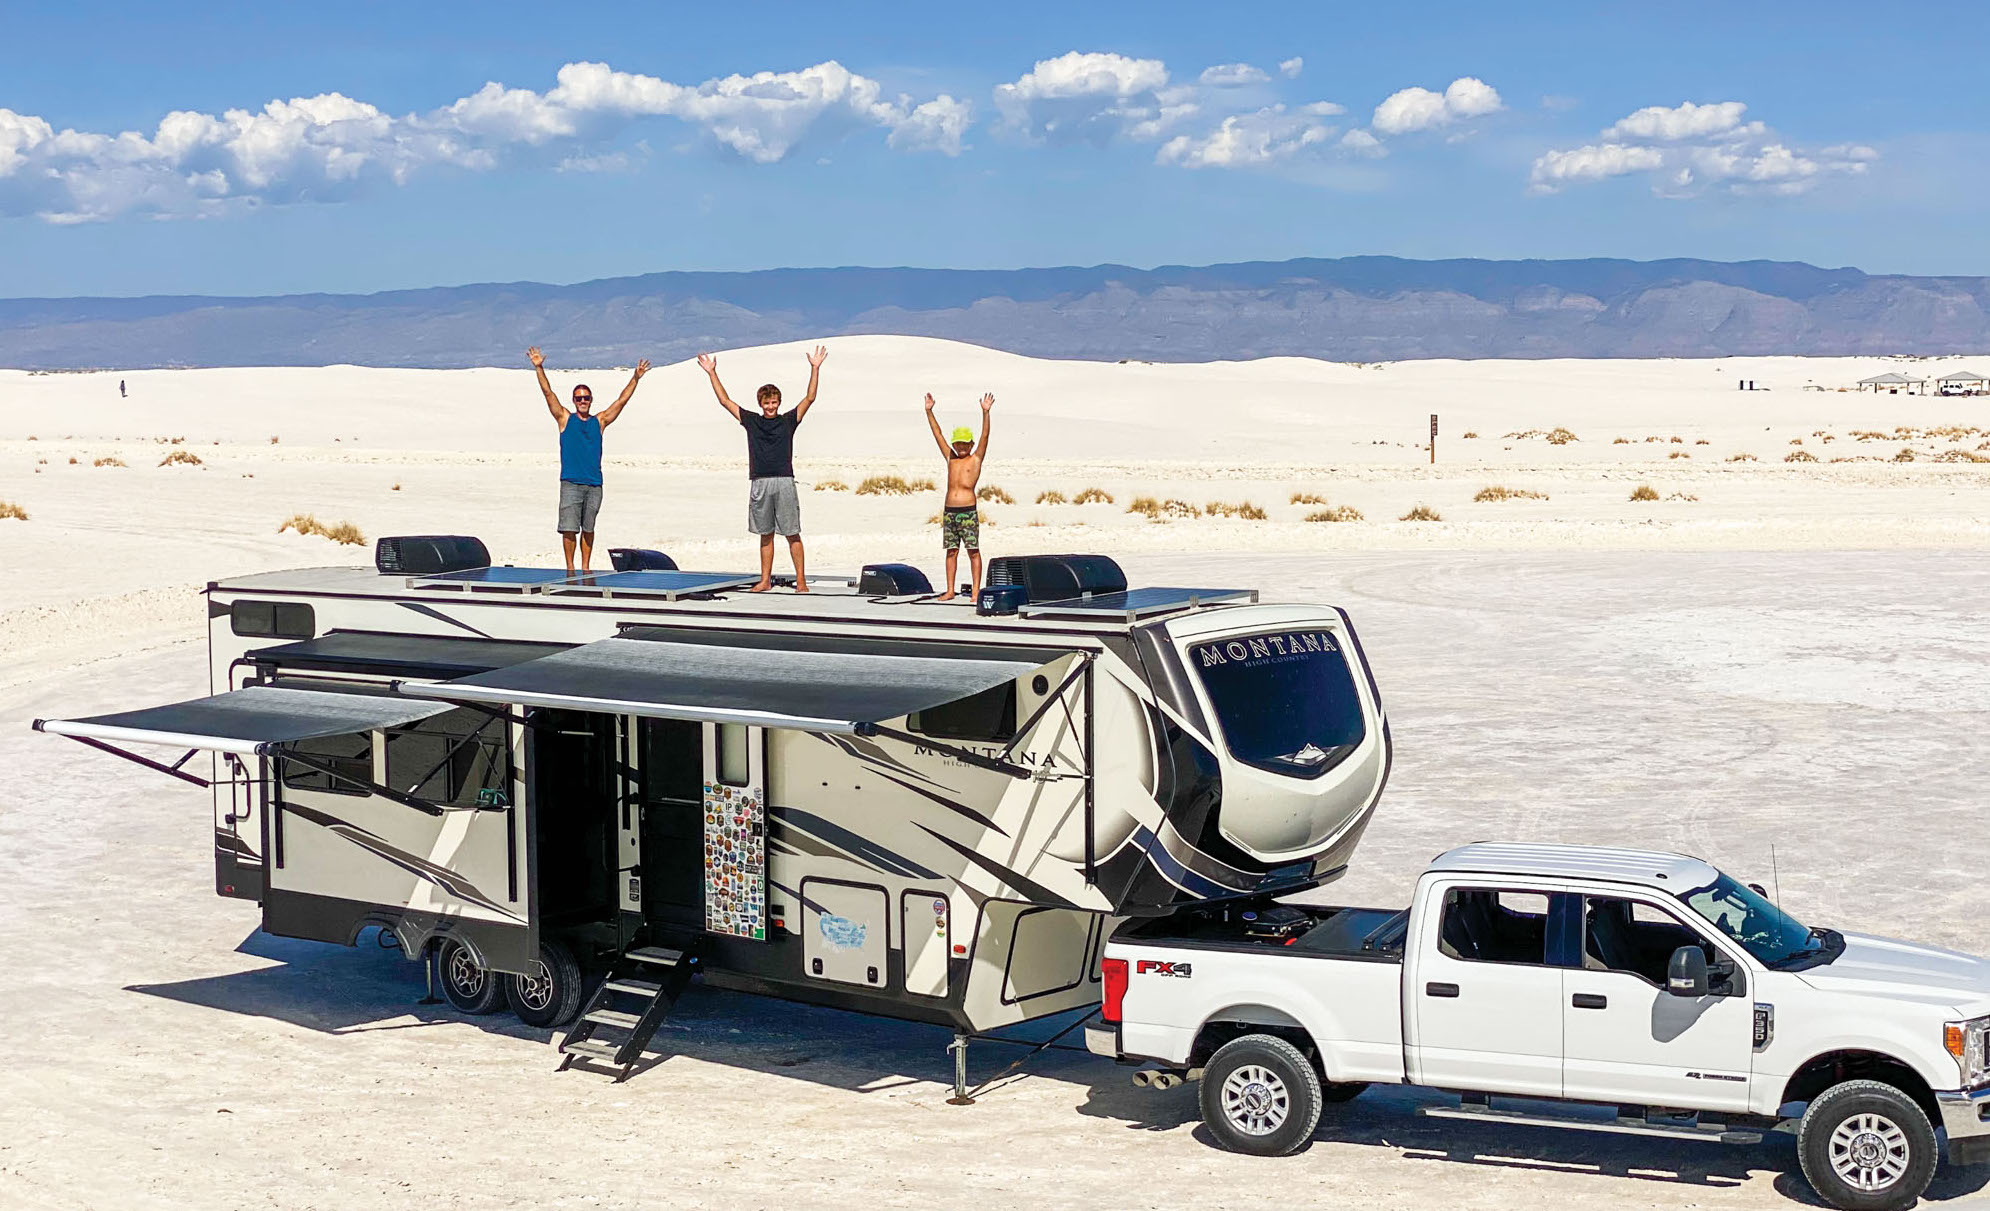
[407,566,579,592]
[1018,586,1257,620]
[547,570,760,600]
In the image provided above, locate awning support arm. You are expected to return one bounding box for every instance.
[852,724,1034,779]
[48,731,214,789]
[271,749,448,817]
[389,686,552,734]
[1000,654,1095,762]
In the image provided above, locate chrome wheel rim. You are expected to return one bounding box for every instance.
[445,946,485,998]
[1828,1112,1909,1191]
[514,959,555,1012]
[1220,1064,1290,1136]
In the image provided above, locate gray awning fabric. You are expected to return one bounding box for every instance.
[398,635,1048,733]
[35,686,454,757]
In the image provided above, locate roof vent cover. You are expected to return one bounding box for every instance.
[985,554,1127,603]
[376,535,491,576]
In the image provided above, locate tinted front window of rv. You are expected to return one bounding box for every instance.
[384,708,511,808]
[908,682,1017,743]
[280,732,373,796]
[1190,631,1365,779]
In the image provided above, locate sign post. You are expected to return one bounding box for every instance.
[1430,413,1438,465]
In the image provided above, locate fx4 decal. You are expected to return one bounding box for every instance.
[1136,959,1193,978]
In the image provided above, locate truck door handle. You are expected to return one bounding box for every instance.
[1571,993,1608,1009]
[1425,982,1460,998]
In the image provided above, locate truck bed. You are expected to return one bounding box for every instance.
[1116,899,1408,961]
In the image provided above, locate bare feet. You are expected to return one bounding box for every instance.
[936,591,955,601]
[793,581,809,593]
[748,581,773,593]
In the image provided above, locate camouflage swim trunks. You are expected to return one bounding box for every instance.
[941,506,980,550]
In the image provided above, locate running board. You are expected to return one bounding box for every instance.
[1419,1103,1762,1145]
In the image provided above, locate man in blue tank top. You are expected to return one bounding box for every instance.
[529,346,651,574]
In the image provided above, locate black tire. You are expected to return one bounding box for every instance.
[504,939,586,1028]
[1321,1080,1370,1104]
[434,938,505,1015]
[1797,1079,1938,1211]
[1198,1033,1324,1157]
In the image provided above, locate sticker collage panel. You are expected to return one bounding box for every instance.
[703,781,766,941]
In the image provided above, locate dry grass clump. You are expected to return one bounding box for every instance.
[67,456,77,465]
[1612,437,1631,444]
[1305,505,1364,523]
[93,456,126,467]
[1644,436,1663,443]
[1474,485,1549,502]
[1893,447,1917,463]
[1668,450,1691,459]
[1695,439,1711,445]
[1932,448,1990,463]
[909,477,936,491]
[1462,431,1479,439]
[1785,450,1818,463]
[1161,498,1200,519]
[1546,428,1579,445]
[855,475,914,496]
[1129,497,1200,520]
[0,500,27,521]
[977,485,1014,504]
[1399,504,1442,521]
[1668,436,1684,444]
[1072,487,1113,505]
[1629,484,1660,501]
[1667,492,1700,502]
[1205,501,1267,520]
[1290,491,1328,505]
[159,450,203,467]
[269,435,280,445]
[1727,453,1758,462]
[1036,489,1067,505]
[390,482,401,491]
[279,514,367,545]
[813,479,849,492]
[1789,438,1804,446]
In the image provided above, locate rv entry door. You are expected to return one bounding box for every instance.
[703,723,768,941]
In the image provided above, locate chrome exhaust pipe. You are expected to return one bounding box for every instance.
[1131,1070,1153,1088]
[1151,1072,1183,1090]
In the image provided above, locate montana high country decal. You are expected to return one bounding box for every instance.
[1192,631,1337,668]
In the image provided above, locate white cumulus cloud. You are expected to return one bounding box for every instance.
[1371,76,1503,135]
[1156,106,1332,168]
[1279,57,1305,79]
[1601,100,1749,143]
[1531,99,1875,197]
[1199,63,1271,87]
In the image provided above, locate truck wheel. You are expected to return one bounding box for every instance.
[505,939,585,1028]
[435,939,504,1015]
[1797,1080,1937,1211]
[1199,1034,1323,1157]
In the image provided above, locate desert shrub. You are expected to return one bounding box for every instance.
[814,479,849,492]
[279,514,366,545]
[977,484,1014,504]
[855,475,914,496]
[1666,493,1700,502]
[67,456,77,464]
[1036,489,1067,505]
[1629,484,1660,501]
[1785,450,1818,463]
[1204,500,1238,517]
[1399,504,1442,521]
[1612,437,1631,445]
[93,456,126,467]
[1695,439,1710,445]
[1304,505,1363,522]
[1668,450,1691,459]
[322,521,365,545]
[1894,446,1917,462]
[1462,431,1479,439]
[1161,498,1200,519]
[1727,453,1758,462]
[1545,427,1578,445]
[1668,436,1684,444]
[391,482,402,491]
[269,435,280,445]
[909,477,937,492]
[1933,449,1990,463]
[1474,485,1549,502]
[159,450,202,467]
[1127,496,1161,518]
[0,500,27,521]
[1072,487,1113,505]
[1789,438,1804,445]
[1236,502,1267,521]
[1290,491,1328,505]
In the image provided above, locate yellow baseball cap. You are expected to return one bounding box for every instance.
[951,427,973,443]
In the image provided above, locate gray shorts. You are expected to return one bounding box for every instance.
[747,476,802,536]
[558,480,603,533]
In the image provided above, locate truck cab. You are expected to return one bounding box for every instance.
[1093,842,1990,1211]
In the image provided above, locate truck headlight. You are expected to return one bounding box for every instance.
[1944,1016,1990,1087]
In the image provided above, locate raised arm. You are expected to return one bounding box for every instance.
[529,346,568,427]
[975,392,994,458]
[597,358,651,428]
[793,345,828,422]
[696,353,741,419]
[923,393,952,457]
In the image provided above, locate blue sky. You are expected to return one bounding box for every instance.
[2,0,1984,297]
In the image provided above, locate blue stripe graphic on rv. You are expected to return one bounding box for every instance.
[1126,824,1235,899]
[769,805,940,880]
[394,601,494,638]
[915,824,1073,907]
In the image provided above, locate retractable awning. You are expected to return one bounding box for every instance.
[33,686,455,757]
[395,634,1048,734]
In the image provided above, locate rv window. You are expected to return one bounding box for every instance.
[279,732,373,796]
[717,723,751,787]
[232,600,316,640]
[1190,631,1365,779]
[640,718,703,803]
[384,708,510,808]
[907,682,1018,743]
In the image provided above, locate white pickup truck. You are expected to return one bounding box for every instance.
[1089,842,1990,1211]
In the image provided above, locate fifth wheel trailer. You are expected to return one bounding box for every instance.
[33,541,1390,1072]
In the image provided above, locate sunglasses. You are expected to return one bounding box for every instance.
[573,394,592,403]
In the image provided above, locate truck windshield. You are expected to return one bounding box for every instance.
[1189,630,1366,779]
[1679,874,1826,968]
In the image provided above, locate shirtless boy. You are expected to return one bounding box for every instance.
[923,391,994,600]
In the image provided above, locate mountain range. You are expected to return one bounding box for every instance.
[3,256,1988,369]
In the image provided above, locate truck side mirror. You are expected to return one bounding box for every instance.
[1667,946,1709,997]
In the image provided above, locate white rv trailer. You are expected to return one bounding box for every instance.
[34,544,1390,1072]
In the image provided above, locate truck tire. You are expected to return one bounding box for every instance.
[435,939,505,1015]
[1199,1034,1324,1157]
[504,939,585,1028]
[1797,1079,1937,1211]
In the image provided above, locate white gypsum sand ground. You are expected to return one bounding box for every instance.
[3,340,1990,1210]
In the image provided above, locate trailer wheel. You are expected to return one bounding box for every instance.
[1797,1079,1937,1211]
[505,939,585,1028]
[434,939,504,1015]
[1199,1033,1323,1157]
